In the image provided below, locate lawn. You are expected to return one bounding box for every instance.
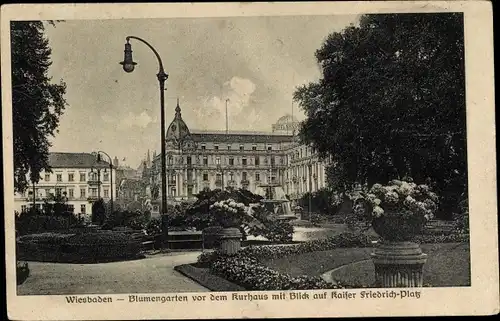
[262,242,470,287]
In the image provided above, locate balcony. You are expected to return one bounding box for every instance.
[241,179,250,186]
[87,196,99,202]
[168,180,177,186]
[87,179,101,185]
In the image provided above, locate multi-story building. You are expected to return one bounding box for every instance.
[146,101,330,209]
[13,152,117,221]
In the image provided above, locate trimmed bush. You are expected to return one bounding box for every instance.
[16,261,30,285]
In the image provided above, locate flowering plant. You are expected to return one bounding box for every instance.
[353,179,439,240]
[209,198,249,228]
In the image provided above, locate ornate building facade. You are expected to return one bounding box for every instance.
[146,102,330,210]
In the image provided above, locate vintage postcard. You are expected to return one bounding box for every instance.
[2,1,498,319]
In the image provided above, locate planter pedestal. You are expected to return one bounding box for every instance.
[371,241,427,287]
[218,228,242,255]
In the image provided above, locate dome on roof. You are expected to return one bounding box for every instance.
[165,100,195,150]
[276,114,299,125]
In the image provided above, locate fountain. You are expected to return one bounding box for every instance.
[254,182,298,220]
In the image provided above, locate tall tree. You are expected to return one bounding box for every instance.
[11,21,67,192]
[294,13,466,218]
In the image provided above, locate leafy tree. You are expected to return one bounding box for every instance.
[294,13,466,219]
[11,21,67,192]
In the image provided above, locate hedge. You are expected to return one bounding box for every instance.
[17,231,142,263]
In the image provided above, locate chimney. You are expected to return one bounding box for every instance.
[113,156,119,167]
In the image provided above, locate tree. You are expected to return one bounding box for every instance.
[11,21,67,192]
[294,13,466,219]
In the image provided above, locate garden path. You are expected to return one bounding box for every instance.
[17,252,209,295]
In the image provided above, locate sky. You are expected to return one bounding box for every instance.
[43,15,359,168]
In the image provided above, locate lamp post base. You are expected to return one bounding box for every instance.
[371,241,427,288]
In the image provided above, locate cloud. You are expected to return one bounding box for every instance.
[195,76,257,130]
[101,111,157,129]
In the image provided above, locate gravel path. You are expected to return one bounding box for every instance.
[17,252,209,295]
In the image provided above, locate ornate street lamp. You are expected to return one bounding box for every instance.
[93,151,114,214]
[120,36,169,249]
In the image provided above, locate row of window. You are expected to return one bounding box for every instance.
[21,204,87,214]
[168,155,284,166]
[43,172,110,182]
[28,187,111,199]
[200,144,275,151]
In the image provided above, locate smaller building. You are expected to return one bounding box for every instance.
[13,152,117,222]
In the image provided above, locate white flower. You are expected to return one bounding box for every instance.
[229,201,237,207]
[418,184,430,193]
[389,179,403,186]
[209,205,214,209]
[373,198,381,206]
[372,206,385,218]
[223,204,229,209]
[237,203,245,208]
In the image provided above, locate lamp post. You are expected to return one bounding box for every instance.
[94,151,114,214]
[120,36,169,249]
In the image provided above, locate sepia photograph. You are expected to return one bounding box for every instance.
[2,2,497,320]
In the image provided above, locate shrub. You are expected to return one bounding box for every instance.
[412,233,469,244]
[16,261,30,285]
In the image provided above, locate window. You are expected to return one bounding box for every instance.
[81,204,86,214]
[104,189,109,198]
[187,187,193,196]
[229,172,234,181]
[68,189,74,198]
[187,156,192,165]
[168,157,173,165]
[45,174,50,181]
[242,158,247,166]
[252,145,257,151]
[229,158,234,166]
[67,205,74,213]
[216,173,222,183]
[68,173,74,182]
[255,173,260,181]
[103,173,109,181]
[171,188,176,196]
[215,157,220,165]
[242,172,247,180]
[239,145,244,151]
[55,188,62,196]
[214,145,219,150]
[201,144,206,150]
[203,173,209,181]
[80,189,86,198]
[80,173,86,182]
[21,205,27,212]
[56,174,62,182]
[45,189,50,197]
[255,157,260,166]
[267,145,272,151]
[91,188,98,197]
[187,169,193,180]
[203,157,208,165]
[227,145,231,150]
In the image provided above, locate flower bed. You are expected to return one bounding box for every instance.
[197,232,371,290]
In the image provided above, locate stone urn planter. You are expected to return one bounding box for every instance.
[210,199,247,255]
[371,215,427,287]
[218,227,243,255]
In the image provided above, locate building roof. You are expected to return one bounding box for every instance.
[48,152,110,169]
[189,130,294,144]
